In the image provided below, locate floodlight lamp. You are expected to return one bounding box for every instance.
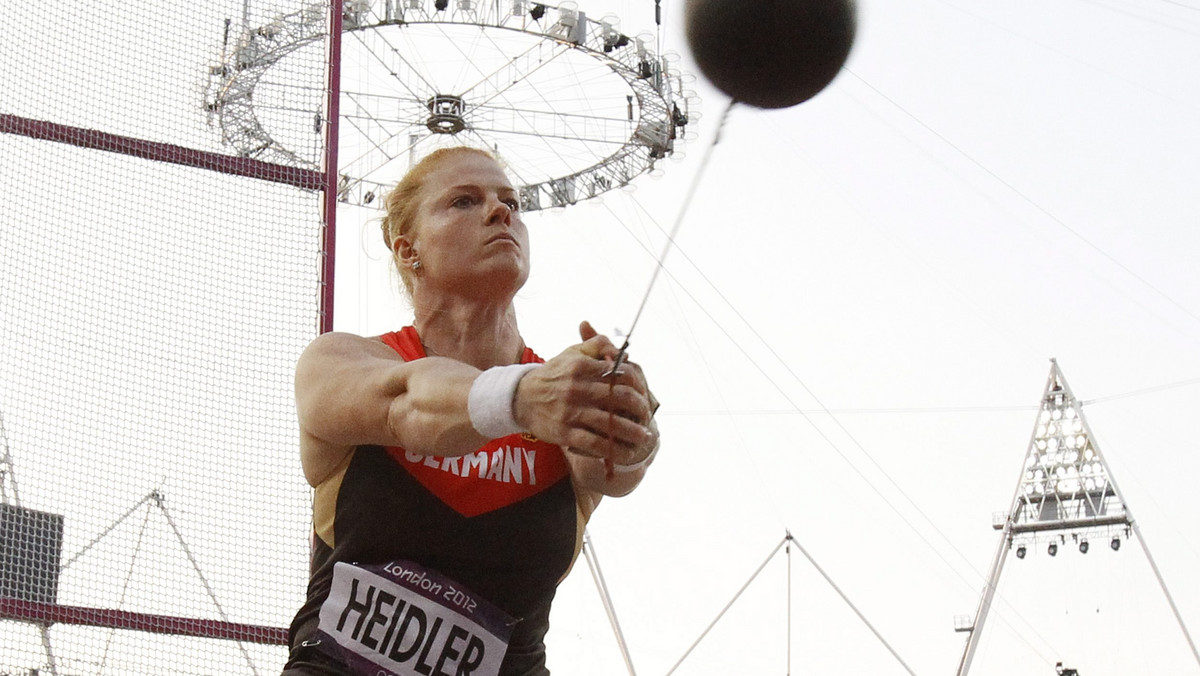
[434,0,449,9]
[1111,537,1121,551]
[529,3,546,20]
[1016,545,1026,559]
[1079,540,1089,554]
[604,30,631,52]
[1048,543,1058,556]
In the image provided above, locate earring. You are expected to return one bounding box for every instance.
[411,260,422,272]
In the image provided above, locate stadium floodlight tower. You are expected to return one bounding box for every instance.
[204,0,698,212]
[954,359,1200,676]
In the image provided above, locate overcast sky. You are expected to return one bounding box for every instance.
[334,1,1200,674]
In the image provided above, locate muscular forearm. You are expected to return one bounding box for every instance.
[385,356,495,457]
[297,333,492,456]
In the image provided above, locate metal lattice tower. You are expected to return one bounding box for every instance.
[955,359,1200,675]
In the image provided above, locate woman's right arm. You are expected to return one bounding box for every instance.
[295,332,490,486]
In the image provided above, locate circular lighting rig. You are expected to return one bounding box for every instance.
[203,0,699,211]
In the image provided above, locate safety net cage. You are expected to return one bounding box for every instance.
[0,2,334,674]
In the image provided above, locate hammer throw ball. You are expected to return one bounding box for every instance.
[685,0,857,109]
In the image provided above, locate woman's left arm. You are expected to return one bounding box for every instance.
[568,414,659,498]
[568,391,660,521]
[565,322,660,515]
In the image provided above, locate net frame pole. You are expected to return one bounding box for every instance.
[39,626,58,676]
[581,531,637,675]
[0,412,22,507]
[786,532,792,676]
[0,114,322,189]
[786,534,920,676]
[666,536,788,676]
[0,599,288,644]
[320,0,343,334]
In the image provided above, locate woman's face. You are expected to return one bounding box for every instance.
[402,152,530,300]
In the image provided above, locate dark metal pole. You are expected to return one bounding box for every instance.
[320,0,343,334]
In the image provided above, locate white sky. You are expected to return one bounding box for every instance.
[333,1,1200,674]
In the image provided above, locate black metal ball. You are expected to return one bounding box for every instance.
[685,0,857,109]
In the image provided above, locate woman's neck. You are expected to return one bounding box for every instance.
[411,296,524,369]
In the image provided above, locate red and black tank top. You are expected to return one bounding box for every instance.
[284,327,586,676]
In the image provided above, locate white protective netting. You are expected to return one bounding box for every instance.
[0,2,332,674]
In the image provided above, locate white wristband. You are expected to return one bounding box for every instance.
[468,363,540,439]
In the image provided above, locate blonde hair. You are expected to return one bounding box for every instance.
[380,146,500,296]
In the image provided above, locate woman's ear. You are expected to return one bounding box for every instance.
[394,235,417,267]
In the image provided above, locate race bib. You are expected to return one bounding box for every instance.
[317,560,516,676]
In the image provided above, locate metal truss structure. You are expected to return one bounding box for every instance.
[954,359,1200,675]
[204,0,697,211]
